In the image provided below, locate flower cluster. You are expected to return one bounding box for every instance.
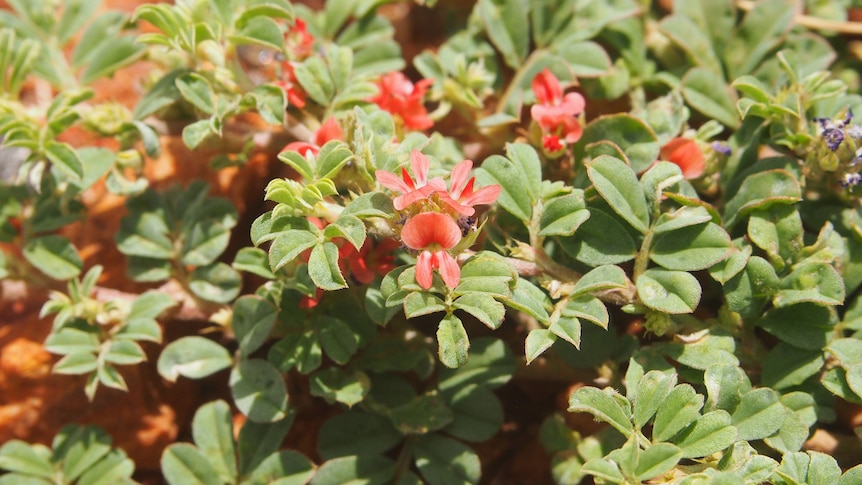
[369,72,435,131]
[530,68,585,154]
[376,150,501,289]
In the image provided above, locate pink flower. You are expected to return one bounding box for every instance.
[437,160,501,216]
[661,138,705,179]
[369,72,434,131]
[282,117,343,157]
[530,68,585,150]
[375,149,446,210]
[400,212,462,289]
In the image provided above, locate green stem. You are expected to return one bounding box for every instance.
[632,229,655,282]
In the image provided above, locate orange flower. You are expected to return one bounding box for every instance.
[530,68,585,151]
[437,160,502,216]
[661,138,706,179]
[369,72,434,131]
[375,149,446,211]
[400,212,462,289]
[338,238,400,285]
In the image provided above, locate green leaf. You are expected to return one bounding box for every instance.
[474,143,542,223]
[571,265,628,296]
[45,327,100,355]
[403,292,447,319]
[317,411,401,460]
[53,352,98,375]
[747,204,803,271]
[324,215,365,252]
[437,337,515,391]
[660,330,739,370]
[246,84,286,126]
[559,207,637,265]
[437,314,469,369]
[681,67,739,128]
[826,338,862,367]
[538,192,590,237]
[133,68,188,120]
[181,222,230,267]
[581,458,623,483]
[525,328,556,364]
[182,119,214,149]
[308,242,348,291]
[587,155,650,233]
[45,141,84,182]
[247,450,314,485]
[388,392,454,434]
[650,223,731,271]
[443,385,503,443]
[157,336,233,382]
[761,344,825,390]
[191,400,237,484]
[23,235,82,281]
[310,368,370,407]
[563,295,609,329]
[725,256,780,318]
[161,443,221,485]
[636,269,701,314]
[509,278,551,324]
[652,206,713,235]
[232,247,276,280]
[293,56,334,106]
[103,340,146,365]
[653,384,704,442]
[237,412,295,477]
[723,170,801,229]
[316,316,359,365]
[568,387,633,438]
[232,296,277,356]
[453,293,506,330]
[773,262,845,307]
[269,230,318,271]
[230,359,289,423]
[636,443,683,481]
[723,0,795,79]
[230,16,284,51]
[477,0,528,68]
[633,371,676,429]
[79,36,143,84]
[268,333,321,375]
[659,14,722,74]
[549,314,581,349]
[581,114,661,173]
[731,388,786,441]
[413,434,481,485]
[0,441,53,478]
[671,410,737,458]
[175,72,215,114]
[705,364,750,413]
[189,263,242,303]
[310,455,396,485]
[552,40,611,77]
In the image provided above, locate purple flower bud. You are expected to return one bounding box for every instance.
[711,141,731,156]
[841,172,862,187]
[823,127,845,152]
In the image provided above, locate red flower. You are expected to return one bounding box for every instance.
[285,18,314,60]
[338,238,400,285]
[437,160,501,216]
[282,117,343,158]
[661,138,705,179]
[375,149,446,210]
[400,212,462,289]
[369,72,434,131]
[530,68,585,150]
[275,63,306,109]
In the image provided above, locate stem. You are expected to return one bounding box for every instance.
[392,436,417,483]
[632,229,655,282]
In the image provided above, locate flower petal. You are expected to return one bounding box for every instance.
[434,251,461,288]
[532,68,562,106]
[401,212,462,250]
[376,170,412,193]
[415,251,435,289]
[410,150,431,186]
[462,184,501,208]
[449,160,474,199]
